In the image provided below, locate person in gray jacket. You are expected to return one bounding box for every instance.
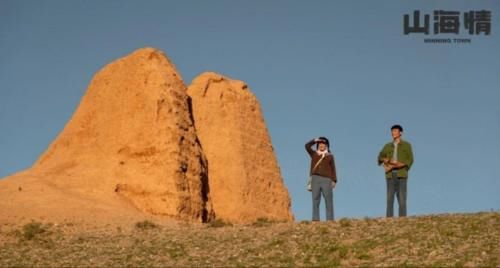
[305,137,337,221]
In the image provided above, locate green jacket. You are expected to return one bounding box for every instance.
[377,139,414,179]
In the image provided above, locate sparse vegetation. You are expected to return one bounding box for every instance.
[251,217,278,227]
[338,217,352,227]
[17,221,51,240]
[0,212,498,267]
[207,218,232,228]
[134,220,158,230]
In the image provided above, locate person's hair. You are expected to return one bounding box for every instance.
[316,136,330,150]
[391,124,403,132]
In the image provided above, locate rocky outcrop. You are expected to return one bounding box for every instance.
[187,72,294,223]
[0,48,294,224]
[0,48,213,223]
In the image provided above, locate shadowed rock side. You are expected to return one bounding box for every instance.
[187,72,294,223]
[0,48,213,223]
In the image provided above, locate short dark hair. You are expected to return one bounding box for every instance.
[391,124,403,132]
[316,136,330,148]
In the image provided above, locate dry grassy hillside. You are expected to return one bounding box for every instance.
[1,212,498,267]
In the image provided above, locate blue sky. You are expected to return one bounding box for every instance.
[1,0,499,221]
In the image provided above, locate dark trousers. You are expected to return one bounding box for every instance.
[386,173,407,217]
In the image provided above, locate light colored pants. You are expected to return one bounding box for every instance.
[311,175,334,221]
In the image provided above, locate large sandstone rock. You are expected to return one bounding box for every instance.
[187,72,294,223]
[0,48,294,225]
[0,48,213,223]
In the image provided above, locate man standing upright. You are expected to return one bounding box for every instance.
[378,125,414,217]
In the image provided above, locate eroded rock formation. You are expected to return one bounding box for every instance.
[0,48,293,224]
[188,72,293,223]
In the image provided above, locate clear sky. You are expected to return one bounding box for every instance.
[1,0,499,221]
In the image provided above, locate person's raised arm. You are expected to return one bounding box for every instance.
[305,138,317,156]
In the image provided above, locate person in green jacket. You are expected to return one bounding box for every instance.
[378,124,414,217]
